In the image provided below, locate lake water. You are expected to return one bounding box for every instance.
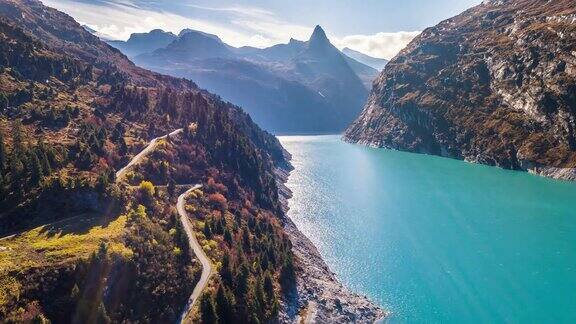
[278,135,576,323]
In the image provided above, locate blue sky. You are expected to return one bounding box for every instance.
[43,0,481,59]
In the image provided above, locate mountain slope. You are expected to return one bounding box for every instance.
[0,0,294,322]
[345,0,576,180]
[0,1,384,323]
[283,25,372,128]
[342,47,389,70]
[132,25,374,133]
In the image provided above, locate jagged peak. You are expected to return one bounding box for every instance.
[309,25,328,43]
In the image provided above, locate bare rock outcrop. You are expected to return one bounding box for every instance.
[345,0,576,180]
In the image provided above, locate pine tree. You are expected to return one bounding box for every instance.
[235,263,250,297]
[214,217,224,235]
[96,172,109,193]
[215,284,235,323]
[71,284,80,302]
[242,229,251,251]
[38,146,51,175]
[12,120,24,156]
[200,293,219,324]
[96,302,111,324]
[0,93,8,111]
[10,154,23,185]
[167,178,176,198]
[280,256,296,294]
[255,277,266,316]
[220,252,233,287]
[0,130,6,171]
[175,217,189,256]
[204,221,213,239]
[224,229,233,245]
[263,272,274,300]
[30,151,43,186]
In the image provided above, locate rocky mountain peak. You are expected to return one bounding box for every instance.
[149,28,169,34]
[127,29,175,42]
[178,28,222,42]
[308,25,330,47]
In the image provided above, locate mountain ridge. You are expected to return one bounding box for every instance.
[112,25,378,133]
[342,47,389,70]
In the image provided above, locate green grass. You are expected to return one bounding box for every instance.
[0,213,131,311]
[0,214,131,273]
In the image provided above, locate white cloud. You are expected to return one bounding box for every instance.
[42,0,312,48]
[188,4,311,47]
[42,0,270,45]
[332,31,421,60]
[42,0,418,58]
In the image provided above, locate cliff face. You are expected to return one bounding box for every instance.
[345,0,576,180]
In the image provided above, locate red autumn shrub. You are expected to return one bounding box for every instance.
[208,193,228,211]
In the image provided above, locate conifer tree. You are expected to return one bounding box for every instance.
[224,229,233,245]
[0,93,8,111]
[12,120,24,156]
[0,130,6,171]
[204,221,213,239]
[220,252,234,287]
[96,302,111,324]
[200,293,218,324]
[280,255,296,294]
[216,283,235,323]
[263,272,274,300]
[71,284,80,302]
[30,151,43,186]
[167,178,176,198]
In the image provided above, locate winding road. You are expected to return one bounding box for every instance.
[115,128,183,182]
[177,185,213,323]
[2,126,212,322]
[114,127,213,322]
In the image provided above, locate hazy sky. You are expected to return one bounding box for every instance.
[43,0,481,59]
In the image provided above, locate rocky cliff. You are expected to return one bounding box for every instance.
[345,0,576,180]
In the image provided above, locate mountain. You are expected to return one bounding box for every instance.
[131,25,377,133]
[107,28,177,57]
[345,0,576,180]
[342,47,388,70]
[282,25,373,127]
[0,0,290,321]
[0,1,384,323]
[150,29,234,60]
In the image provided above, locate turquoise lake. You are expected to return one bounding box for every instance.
[278,135,576,323]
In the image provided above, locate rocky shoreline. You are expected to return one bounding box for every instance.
[275,166,388,323]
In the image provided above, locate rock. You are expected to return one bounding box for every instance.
[344,0,576,180]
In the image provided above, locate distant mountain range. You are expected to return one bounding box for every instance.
[106,26,383,133]
[107,29,177,58]
[342,47,388,71]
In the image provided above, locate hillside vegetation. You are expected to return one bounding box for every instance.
[0,0,293,322]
